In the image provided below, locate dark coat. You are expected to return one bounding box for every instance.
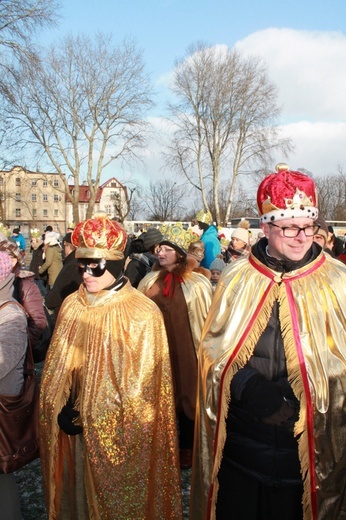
[45,251,83,321]
[125,252,156,288]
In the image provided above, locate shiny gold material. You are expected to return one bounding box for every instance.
[275,162,289,172]
[40,281,182,519]
[195,210,213,224]
[191,252,346,520]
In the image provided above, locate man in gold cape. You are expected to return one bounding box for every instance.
[40,213,182,519]
[190,166,346,520]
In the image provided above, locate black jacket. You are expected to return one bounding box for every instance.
[45,251,83,321]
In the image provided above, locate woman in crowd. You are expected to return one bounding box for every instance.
[138,224,213,469]
[186,240,211,280]
[0,251,28,520]
[224,221,251,263]
[38,232,63,289]
[0,238,46,349]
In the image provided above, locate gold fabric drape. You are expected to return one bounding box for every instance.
[40,281,182,519]
[190,251,346,520]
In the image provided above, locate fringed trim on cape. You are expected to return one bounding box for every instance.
[277,282,313,520]
[209,283,279,519]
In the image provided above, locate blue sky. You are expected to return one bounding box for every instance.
[39,0,346,186]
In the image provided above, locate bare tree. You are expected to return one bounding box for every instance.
[0,0,60,70]
[164,42,292,225]
[314,167,346,220]
[142,179,188,221]
[0,33,153,223]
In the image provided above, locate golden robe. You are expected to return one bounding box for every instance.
[190,251,346,520]
[40,281,182,519]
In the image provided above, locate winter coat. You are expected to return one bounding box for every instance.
[45,251,83,321]
[38,244,63,287]
[200,225,221,269]
[13,271,47,348]
[29,244,46,281]
[124,252,156,288]
[0,273,27,396]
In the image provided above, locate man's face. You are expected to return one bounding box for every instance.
[262,217,315,262]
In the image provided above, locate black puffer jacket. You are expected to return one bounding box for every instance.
[222,238,321,485]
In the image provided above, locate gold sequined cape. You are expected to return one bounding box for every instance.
[138,270,213,355]
[190,251,346,520]
[40,281,182,519]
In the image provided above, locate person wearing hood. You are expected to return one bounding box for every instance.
[125,227,163,288]
[38,232,63,289]
[138,224,213,470]
[196,210,221,269]
[39,213,182,519]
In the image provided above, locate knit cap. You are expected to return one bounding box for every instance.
[209,256,226,272]
[142,228,163,251]
[231,227,249,244]
[0,251,13,281]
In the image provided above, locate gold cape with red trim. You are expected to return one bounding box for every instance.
[190,251,346,520]
[40,281,183,519]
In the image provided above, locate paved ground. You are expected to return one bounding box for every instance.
[16,461,192,519]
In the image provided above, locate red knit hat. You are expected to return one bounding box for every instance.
[257,163,318,223]
[0,251,13,281]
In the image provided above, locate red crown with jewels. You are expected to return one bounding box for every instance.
[257,164,318,223]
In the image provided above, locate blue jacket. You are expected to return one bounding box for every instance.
[200,225,221,269]
[11,233,26,252]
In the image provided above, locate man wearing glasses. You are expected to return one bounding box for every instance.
[191,164,346,520]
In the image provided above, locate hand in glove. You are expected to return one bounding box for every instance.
[57,405,83,435]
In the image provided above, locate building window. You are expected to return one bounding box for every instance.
[111,181,117,187]
[32,194,37,202]
[15,193,21,201]
[43,209,48,217]
[15,178,21,186]
[53,179,59,187]
[105,205,112,215]
[33,209,37,217]
[15,208,21,217]
[43,194,48,202]
[54,194,59,202]
[54,209,59,217]
[32,180,37,187]
[43,180,48,187]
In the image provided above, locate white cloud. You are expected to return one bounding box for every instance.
[235,28,346,122]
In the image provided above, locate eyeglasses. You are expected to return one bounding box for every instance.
[157,246,176,253]
[269,222,320,238]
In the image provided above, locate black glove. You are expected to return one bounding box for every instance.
[57,405,83,435]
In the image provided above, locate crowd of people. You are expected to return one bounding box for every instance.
[0,163,346,519]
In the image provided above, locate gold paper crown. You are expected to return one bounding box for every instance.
[72,212,127,260]
[159,223,197,255]
[195,209,212,224]
[30,228,41,238]
[0,223,10,238]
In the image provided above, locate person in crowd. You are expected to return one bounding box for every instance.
[196,210,221,269]
[327,225,344,256]
[125,227,163,288]
[186,240,211,280]
[138,223,213,470]
[209,255,226,289]
[190,164,346,520]
[29,234,48,297]
[38,232,63,289]
[45,233,83,324]
[313,214,334,256]
[224,220,251,263]
[39,212,182,519]
[0,238,46,349]
[10,227,26,253]
[0,251,28,520]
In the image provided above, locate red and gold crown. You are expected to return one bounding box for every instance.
[257,163,318,223]
[72,212,127,260]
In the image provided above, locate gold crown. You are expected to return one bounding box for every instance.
[30,228,41,238]
[0,223,10,238]
[159,223,197,255]
[195,209,212,224]
[72,212,127,260]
